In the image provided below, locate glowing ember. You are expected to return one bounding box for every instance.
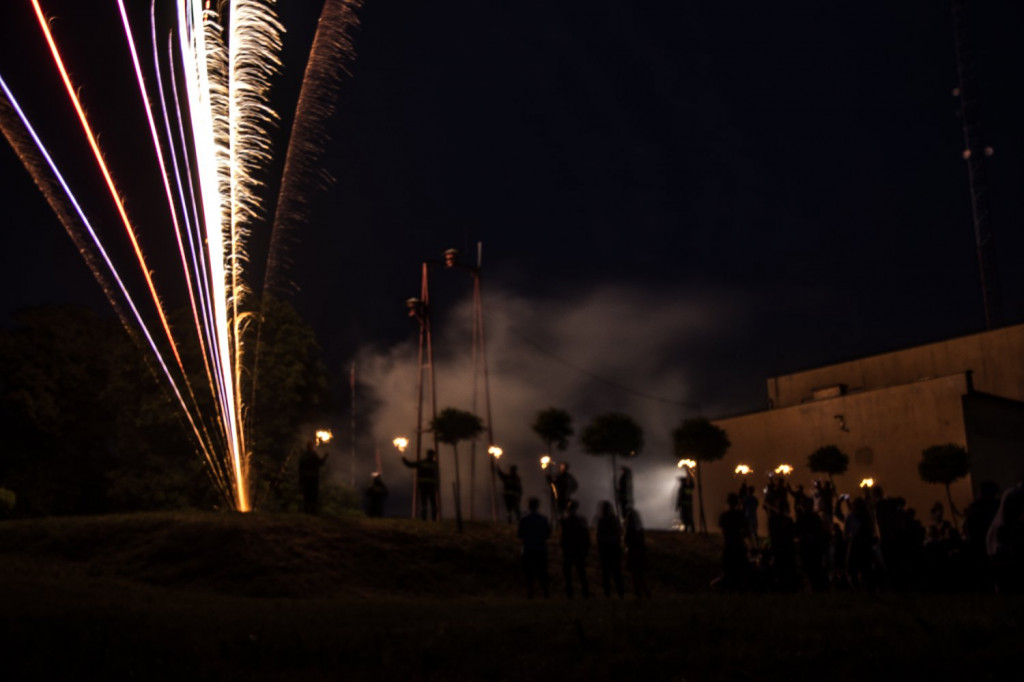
[315,429,333,446]
[735,464,752,475]
[860,477,875,488]
[540,455,551,469]
[774,464,794,475]
[488,446,503,459]
[677,459,697,469]
[393,437,409,453]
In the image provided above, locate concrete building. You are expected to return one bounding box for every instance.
[704,324,1024,532]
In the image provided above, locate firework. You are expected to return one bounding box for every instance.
[0,1,360,512]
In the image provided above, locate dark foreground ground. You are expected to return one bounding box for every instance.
[0,512,1020,681]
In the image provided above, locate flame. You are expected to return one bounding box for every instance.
[540,455,551,469]
[774,464,794,476]
[315,429,333,445]
[488,446,503,459]
[393,437,409,453]
[735,464,752,475]
[859,477,875,488]
[677,459,696,469]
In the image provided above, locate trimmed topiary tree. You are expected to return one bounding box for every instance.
[919,443,969,527]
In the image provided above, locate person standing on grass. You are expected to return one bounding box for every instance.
[547,462,578,518]
[366,473,388,517]
[624,508,652,599]
[401,449,439,520]
[496,463,523,523]
[560,500,590,599]
[518,497,551,598]
[299,440,329,515]
[596,501,625,598]
[617,466,634,517]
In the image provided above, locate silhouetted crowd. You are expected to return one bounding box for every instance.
[715,474,1024,594]
[516,463,651,599]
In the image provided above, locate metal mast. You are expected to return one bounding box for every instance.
[951,0,1001,329]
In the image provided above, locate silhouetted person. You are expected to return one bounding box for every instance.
[402,449,439,520]
[624,508,652,599]
[518,497,551,598]
[547,462,578,518]
[740,483,759,543]
[768,502,799,591]
[366,472,388,517]
[496,463,523,523]
[560,500,590,599]
[717,492,750,591]
[617,466,634,517]
[596,501,625,598]
[795,496,829,591]
[987,476,1024,593]
[676,475,695,532]
[299,440,329,514]
[836,494,877,590]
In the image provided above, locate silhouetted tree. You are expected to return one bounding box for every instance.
[807,445,850,489]
[580,412,643,511]
[673,417,730,534]
[432,407,484,530]
[919,443,969,527]
[532,407,574,453]
[0,301,332,515]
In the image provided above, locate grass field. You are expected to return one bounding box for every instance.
[0,512,1020,681]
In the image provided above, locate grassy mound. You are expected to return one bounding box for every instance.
[0,511,721,598]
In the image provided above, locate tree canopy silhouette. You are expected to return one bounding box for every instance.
[580,412,643,507]
[532,407,574,452]
[807,445,850,488]
[431,407,484,529]
[919,443,969,526]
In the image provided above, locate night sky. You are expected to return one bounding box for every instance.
[2,1,1024,518]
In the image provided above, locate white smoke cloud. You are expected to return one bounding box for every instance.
[355,283,749,528]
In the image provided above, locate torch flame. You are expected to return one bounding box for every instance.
[774,464,793,476]
[735,464,752,475]
[488,446,503,459]
[540,455,551,469]
[315,429,333,446]
[860,477,875,488]
[677,459,696,470]
[393,437,409,453]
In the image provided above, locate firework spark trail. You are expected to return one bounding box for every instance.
[264,0,362,294]
[116,0,226,467]
[0,73,233,503]
[178,0,247,511]
[29,0,195,399]
[249,2,361,473]
[150,8,229,451]
[227,0,284,491]
[162,29,234,454]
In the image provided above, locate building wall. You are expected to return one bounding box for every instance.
[708,373,975,533]
[766,324,1024,409]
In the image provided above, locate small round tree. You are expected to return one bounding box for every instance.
[532,407,574,453]
[673,417,730,534]
[431,407,484,529]
[580,412,643,511]
[807,445,850,489]
[918,443,969,527]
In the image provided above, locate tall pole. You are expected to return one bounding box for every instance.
[951,0,1001,329]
